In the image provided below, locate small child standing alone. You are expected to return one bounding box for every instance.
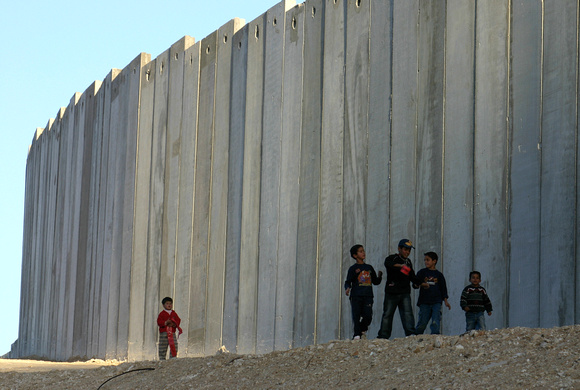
[460,271,493,331]
[414,252,451,335]
[344,244,382,340]
[157,297,182,360]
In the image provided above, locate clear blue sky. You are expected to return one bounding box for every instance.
[0,0,287,357]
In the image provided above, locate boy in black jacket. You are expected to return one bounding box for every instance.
[345,244,382,340]
[377,239,428,339]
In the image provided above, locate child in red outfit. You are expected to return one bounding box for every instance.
[157,297,182,360]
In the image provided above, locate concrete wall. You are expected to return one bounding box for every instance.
[12,0,580,360]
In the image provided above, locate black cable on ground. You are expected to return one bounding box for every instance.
[96,367,155,390]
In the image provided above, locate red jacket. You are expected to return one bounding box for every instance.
[157,310,182,334]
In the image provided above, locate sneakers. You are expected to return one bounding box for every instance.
[353,335,361,340]
[361,332,367,340]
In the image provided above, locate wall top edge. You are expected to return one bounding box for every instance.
[29,0,307,141]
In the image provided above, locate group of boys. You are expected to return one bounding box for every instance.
[344,239,493,340]
[156,237,493,359]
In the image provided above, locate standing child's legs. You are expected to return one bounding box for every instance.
[415,304,432,335]
[475,311,486,330]
[398,293,416,336]
[158,332,169,360]
[465,312,476,331]
[360,296,374,335]
[350,296,364,338]
[465,311,485,331]
[429,302,442,334]
[377,294,398,339]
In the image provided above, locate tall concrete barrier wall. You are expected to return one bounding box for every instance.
[12,0,580,360]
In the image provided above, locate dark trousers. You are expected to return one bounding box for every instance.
[350,295,374,337]
[377,292,416,339]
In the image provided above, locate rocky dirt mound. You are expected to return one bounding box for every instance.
[1,325,578,389]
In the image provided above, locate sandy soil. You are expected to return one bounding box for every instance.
[1,325,578,389]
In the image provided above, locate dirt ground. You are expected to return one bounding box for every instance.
[1,325,578,389]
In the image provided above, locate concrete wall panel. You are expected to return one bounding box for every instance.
[119,54,150,359]
[51,120,66,360]
[509,0,542,328]
[96,73,118,359]
[275,3,304,351]
[55,96,76,359]
[416,0,445,259]
[53,98,73,360]
[48,110,65,360]
[256,0,295,354]
[389,0,418,338]
[32,126,46,355]
[317,0,345,344]
[205,20,243,355]
[74,82,101,359]
[44,122,57,358]
[293,0,323,349]
[442,0,475,336]
[101,71,121,359]
[237,13,265,355]
[35,124,49,357]
[366,0,392,337]
[160,38,193,309]
[473,0,509,330]
[128,60,155,360]
[34,122,48,358]
[85,85,105,359]
[144,49,170,358]
[540,0,577,327]
[105,71,129,359]
[223,25,247,353]
[341,0,370,340]
[40,121,56,358]
[189,31,218,355]
[68,91,86,358]
[174,41,200,356]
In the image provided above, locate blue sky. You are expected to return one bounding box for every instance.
[0,0,285,357]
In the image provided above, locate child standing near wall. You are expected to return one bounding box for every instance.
[460,271,493,331]
[157,297,182,360]
[344,244,383,340]
[414,251,451,335]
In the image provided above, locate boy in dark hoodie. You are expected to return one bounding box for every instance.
[377,239,428,339]
[344,244,382,339]
[414,251,451,335]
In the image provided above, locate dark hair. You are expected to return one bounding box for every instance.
[424,251,438,262]
[162,297,173,305]
[350,244,363,259]
[469,271,481,279]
